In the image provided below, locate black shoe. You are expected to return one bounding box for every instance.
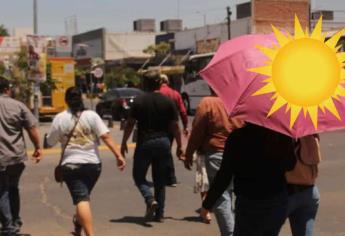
[73,215,82,236]
[154,215,165,223]
[166,181,180,187]
[13,219,22,233]
[145,200,158,220]
[1,232,16,236]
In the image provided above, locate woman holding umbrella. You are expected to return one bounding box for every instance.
[198,18,345,234]
[201,123,296,235]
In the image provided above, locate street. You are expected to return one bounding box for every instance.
[1,0,345,235]
[18,121,345,236]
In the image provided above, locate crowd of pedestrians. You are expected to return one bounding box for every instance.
[0,74,321,236]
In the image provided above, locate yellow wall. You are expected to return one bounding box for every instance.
[40,58,75,114]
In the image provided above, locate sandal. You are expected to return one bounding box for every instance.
[73,215,82,236]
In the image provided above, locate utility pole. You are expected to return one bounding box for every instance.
[33,0,39,119]
[177,0,180,19]
[196,11,207,26]
[226,6,232,40]
[33,0,38,34]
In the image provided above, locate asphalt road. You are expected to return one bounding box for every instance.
[17,122,345,236]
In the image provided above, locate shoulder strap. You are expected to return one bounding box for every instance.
[58,112,83,166]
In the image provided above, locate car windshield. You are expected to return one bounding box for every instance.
[184,56,213,83]
[117,88,142,97]
[103,90,119,100]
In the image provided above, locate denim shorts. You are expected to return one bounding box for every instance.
[62,163,101,205]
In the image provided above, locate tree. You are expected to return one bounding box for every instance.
[40,62,57,96]
[10,46,32,105]
[75,67,87,78]
[143,42,171,56]
[9,47,55,105]
[104,66,140,89]
[91,57,104,67]
[0,61,5,75]
[142,42,182,66]
[1,45,56,107]
[0,24,9,36]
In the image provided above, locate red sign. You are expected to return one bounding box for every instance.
[92,67,104,78]
[58,36,69,47]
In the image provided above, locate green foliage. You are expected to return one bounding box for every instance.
[9,47,56,105]
[75,68,87,77]
[40,62,57,96]
[0,61,5,75]
[104,66,140,89]
[10,47,32,105]
[143,42,171,56]
[91,57,104,67]
[16,46,29,70]
[0,24,9,36]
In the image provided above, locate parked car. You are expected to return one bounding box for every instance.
[96,88,143,120]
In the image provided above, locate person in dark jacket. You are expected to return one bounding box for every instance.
[201,123,296,236]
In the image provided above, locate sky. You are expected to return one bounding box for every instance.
[0,0,344,36]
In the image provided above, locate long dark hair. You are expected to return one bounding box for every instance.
[65,87,85,115]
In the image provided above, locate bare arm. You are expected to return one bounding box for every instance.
[121,118,136,157]
[176,93,189,137]
[26,126,42,163]
[101,133,126,171]
[183,101,208,170]
[170,120,183,159]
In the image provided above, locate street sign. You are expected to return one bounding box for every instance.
[92,67,104,78]
[58,36,69,47]
[55,36,72,54]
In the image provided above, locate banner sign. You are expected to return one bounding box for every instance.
[27,35,47,82]
[0,37,21,54]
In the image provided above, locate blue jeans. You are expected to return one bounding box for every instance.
[234,192,288,236]
[205,152,234,236]
[287,185,320,236]
[0,163,25,234]
[167,134,177,185]
[133,136,171,217]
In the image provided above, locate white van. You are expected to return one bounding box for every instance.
[181,52,214,114]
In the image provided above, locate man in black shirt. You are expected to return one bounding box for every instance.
[121,72,183,222]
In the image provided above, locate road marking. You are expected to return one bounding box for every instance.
[28,143,136,155]
[40,176,72,220]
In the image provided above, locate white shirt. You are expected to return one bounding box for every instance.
[46,110,109,165]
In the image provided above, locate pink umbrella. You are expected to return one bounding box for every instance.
[200,34,345,138]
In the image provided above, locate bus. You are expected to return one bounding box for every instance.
[180,52,214,114]
[39,57,75,117]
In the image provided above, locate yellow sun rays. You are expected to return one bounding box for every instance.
[250,15,345,129]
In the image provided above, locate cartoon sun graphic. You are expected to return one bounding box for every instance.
[250,16,345,129]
